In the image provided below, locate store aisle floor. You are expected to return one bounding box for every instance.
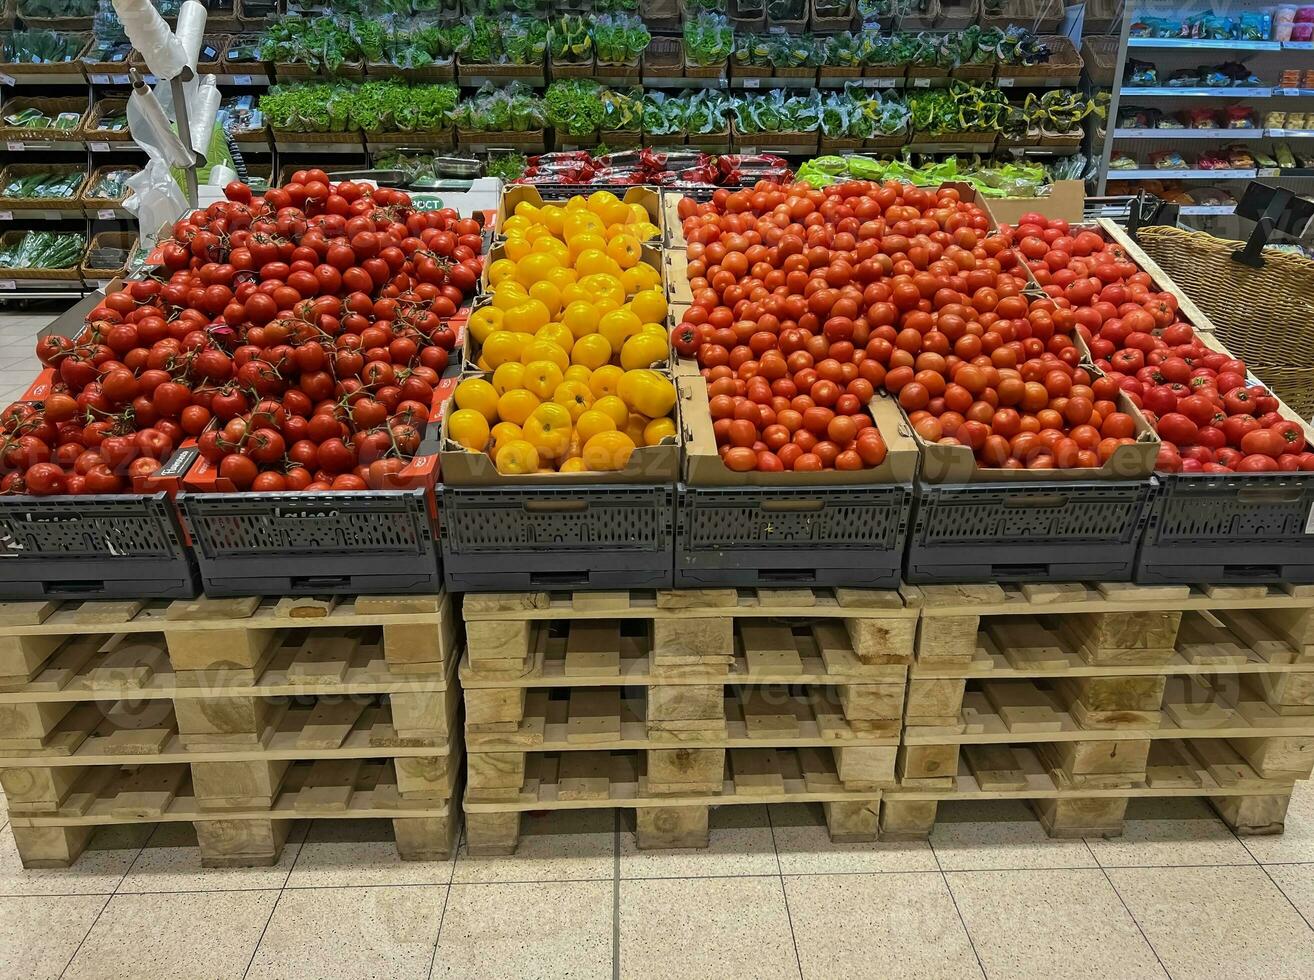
[1,784,1312,980]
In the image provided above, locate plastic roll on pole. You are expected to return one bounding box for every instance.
[174,1,208,71]
[188,75,221,163]
[112,0,186,79]
[128,74,193,167]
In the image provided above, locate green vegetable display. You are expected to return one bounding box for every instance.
[548,15,593,64]
[260,80,458,132]
[683,12,732,67]
[732,89,821,134]
[16,0,95,18]
[907,80,1009,133]
[2,30,84,64]
[592,13,650,66]
[0,170,83,198]
[641,89,733,136]
[83,169,134,200]
[259,18,368,71]
[796,153,1060,198]
[545,78,605,136]
[0,231,85,271]
[459,14,546,65]
[485,152,528,182]
[450,81,546,132]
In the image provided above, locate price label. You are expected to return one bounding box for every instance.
[97,208,118,220]
[743,77,761,89]
[1278,87,1301,95]
[0,72,15,86]
[0,211,10,221]
[6,141,22,152]
[0,280,15,290]
[740,145,757,155]
[870,77,895,88]
[234,74,253,85]
[89,141,111,153]
[997,77,1015,87]
[912,77,931,88]
[410,193,444,211]
[90,73,109,85]
[1259,167,1280,176]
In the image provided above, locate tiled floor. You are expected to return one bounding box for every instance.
[1,785,1312,980]
[1,309,1313,976]
[0,311,52,402]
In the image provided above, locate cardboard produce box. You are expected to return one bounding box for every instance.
[437,369,681,487]
[496,184,662,239]
[985,180,1085,227]
[676,361,919,486]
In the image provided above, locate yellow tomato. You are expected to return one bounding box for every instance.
[545,266,577,292]
[553,380,594,422]
[590,365,624,399]
[562,210,604,242]
[593,394,629,427]
[620,332,668,371]
[628,202,650,224]
[586,189,620,217]
[582,430,636,471]
[606,234,641,270]
[621,263,661,293]
[640,323,667,339]
[513,200,540,219]
[601,200,633,227]
[494,438,539,475]
[467,305,504,344]
[561,301,600,339]
[571,333,612,370]
[629,289,667,324]
[567,232,607,263]
[580,273,625,305]
[487,257,518,287]
[559,457,589,473]
[528,281,562,318]
[502,215,530,236]
[624,412,648,445]
[521,340,569,373]
[504,299,551,334]
[454,377,499,422]
[563,364,592,385]
[618,369,676,419]
[482,331,523,369]
[565,194,587,211]
[522,359,565,400]
[502,236,532,262]
[535,322,575,354]
[491,287,526,312]
[598,309,641,352]
[491,362,527,396]
[448,408,490,451]
[632,221,661,242]
[575,408,617,445]
[643,416,675,446]
[574,248,618,279]
[537,205,565,238]
[491,421,524,446]
[523,402,573,459]
[496,388,539,426]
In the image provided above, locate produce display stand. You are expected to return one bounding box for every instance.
[674,368,916,589]
[883,581,1314,840]
[459,587,915,852]
[0,591,460,869]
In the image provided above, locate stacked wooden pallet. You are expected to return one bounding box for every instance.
[459,587,918,853]
[883,582,1314,839]
[0,592,461,868]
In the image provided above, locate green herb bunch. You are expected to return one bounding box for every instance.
[549,15,594,64]
[450,81,546,132]
[683,13,732,67]
[545,78,606,136]
[593,13,650,66]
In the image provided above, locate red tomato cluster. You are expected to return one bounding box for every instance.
[674,181,1140,472]
[999,215,1312,474]
[2,171,483,496]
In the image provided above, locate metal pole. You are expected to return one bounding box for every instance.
[170,67,200,209]
[1095,3,1135,196]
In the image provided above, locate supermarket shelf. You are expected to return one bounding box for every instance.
[1269,129,1314,137]
[1113,128,1264,139]
[0,205,86,222]
[1123,87,1273,98]
[1274,88,1314,97]
[1111,168,1258,179]
[1180,204,1238,215]
[1127,37,1282,51]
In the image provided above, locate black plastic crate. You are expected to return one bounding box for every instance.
[440,484,673,592]
[0,493,198,600]
[1137,472,1314,584]
[675,482,912,589]
[905,480,1155,584]
[180,490,441,596]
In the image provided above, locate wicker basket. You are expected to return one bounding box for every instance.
[823,135,863,152]
[0,96,87,142]
[684,57,728,80]
[1006,36,1082,82]
[83,97,131,142]
[595,61,641,84]
[366,58,456,83]
[899,0,979,29]
[0,229,83,280]
[79,164,135,211]
[271,128,363,151]
[773,64,817,84]
[818,64,861,82]
[1,32,89,77]
[809,0,857,31]
[643,37,683,77]
[364,129,454,152]
[951,62,996,81]
[864,64,905,81]
[456,128,547,153]
[729,0,766,31]
[642,0,681,30]
[732,126,819,153]
[14,1,92,30]
[79,46,135,83]
[129,35,226,75]
[865,133,908,150]
[548,57,595,81]
[602,128,642,149]
[1040,129,1083,148]
[0,163,86,208]
[1081,35,1118,88]
[204,0,240,32]
[236,0,275,27]
[274,59,364,81]
[1082,0,1119,34]
[686,130,732,152]
[1,0,14,29]
[907,64,951,82]
[1135,225,1314,417]
[552,130,599,150]
[80,230,136,281]
[457,61,545,85]
[980,0,1062,32]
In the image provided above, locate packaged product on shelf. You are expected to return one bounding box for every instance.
[1226,106,1258,128]
[1126,59,1158,86]
[3,28,85,64]
[1151,150,1187,170]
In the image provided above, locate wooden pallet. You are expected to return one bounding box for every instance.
[7,758,459,868]
[895,582,1314,839]
[463,747,880,854]
[0,592,463,870]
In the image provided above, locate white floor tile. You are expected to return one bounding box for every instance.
[771,803,937,875]
[0,895,107,980]
[930,799,1098,871]
[453,809,614,884]
[618,803,777,879]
